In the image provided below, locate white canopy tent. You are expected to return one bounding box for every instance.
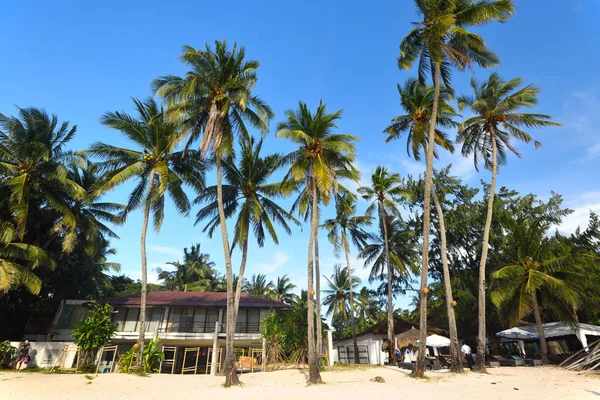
[416,334,451,348]
[500,322,600,352]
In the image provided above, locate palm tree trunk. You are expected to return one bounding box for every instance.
[344,236,360,364]
[531,291,548,364]
[380,199,395,366]
[215,156,239,386]
[413,62,441,378]
[233,239,249,315]
[474,130,498,373]
[432,186,462,373]
[315,226,323,360]
[136,170,155,370]
[307,177,322,384]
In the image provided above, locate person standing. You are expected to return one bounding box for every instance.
[461,342,474,370]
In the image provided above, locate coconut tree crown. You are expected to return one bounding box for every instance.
[277,101,359,205]
[457,72,562,171]
[89,97,207,230]
[385,78,459,160]
[399,0,515,85]
[195,136,298,248]
[153,40,274,157]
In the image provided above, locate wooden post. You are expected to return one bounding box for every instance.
[261,338,266,372]
[326,329,335,366]
[210,321,220,376]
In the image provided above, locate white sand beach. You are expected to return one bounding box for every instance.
[1,366,598,400]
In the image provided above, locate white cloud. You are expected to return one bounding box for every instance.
[256,251,291,274]
[555,191,600,234]
[147,245,181,258]
[585,143,600,161]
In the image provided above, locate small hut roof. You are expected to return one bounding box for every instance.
[396,327,421,349]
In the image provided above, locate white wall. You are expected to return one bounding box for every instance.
[333,333,387,365]
[9,341,73,369]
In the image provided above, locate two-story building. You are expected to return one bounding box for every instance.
[27,291,290,372]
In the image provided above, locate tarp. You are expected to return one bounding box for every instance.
[503,322,600,350]
[416,334,451,348]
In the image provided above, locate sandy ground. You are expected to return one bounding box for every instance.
[1,366,598,400]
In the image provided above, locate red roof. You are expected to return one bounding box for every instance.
[106,291,290,309]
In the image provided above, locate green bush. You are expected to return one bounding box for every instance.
[118,338,163,373]
[0,340,17,368]
[72,302,117,370]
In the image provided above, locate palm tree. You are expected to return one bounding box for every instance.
[0,219,54,294]
[157,243,216,291]
[323,264,361,330]
[457,73,560,369]
[277,101,359,383]
[384,78,457,160]
[195,136,297,318]
[322,193,371,363]
[153,41,273,385]
[398,0,514,375]
[67,157,124,257]
[360,216,419,284]
[385,77,462,371]
[269,274,298,304]
[0,107,85,252]
[243,273,274,297]
[358,167,412,365]
[491,216,580,364]
[87,97,207,369]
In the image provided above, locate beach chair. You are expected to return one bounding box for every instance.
[438,355,451,369]
[492,355,525,367]
[520,357,543,366]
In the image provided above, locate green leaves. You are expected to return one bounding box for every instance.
[398,0,513,84]
[456,73,561,171]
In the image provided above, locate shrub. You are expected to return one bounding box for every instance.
[72,302,117,370]
[118,338,163,373]
[0,340,17,368]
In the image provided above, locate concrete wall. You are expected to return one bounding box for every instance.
[9,341,73,369]
[333,333,387,365]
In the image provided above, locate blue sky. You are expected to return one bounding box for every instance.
[2,1,599,309]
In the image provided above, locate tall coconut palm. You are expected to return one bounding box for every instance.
[0,108,85,252]
[491,216,580,363]
[195,136,297,317]
[322,264,361,328]
[88,97,207,369]
[243,273,274,297]
[385,77,462,371]
[358,167,412,365]
[398,0,514,376]
[277,101,359,384]
[322,193,371,363]
[153,41,273,385]
[360,216,420,284]
[288,178,326,358]
[269,274,298,304]
[457,73,560,370]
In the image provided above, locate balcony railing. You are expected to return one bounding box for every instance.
[156,321,261,334]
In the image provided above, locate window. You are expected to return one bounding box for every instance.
[206,309,219,332]
[180,308,195,332]
[112,307,127,331]
[122,308,140,332]
[247,309,260,333]
[145,308,164,333]
[56,304,87,330]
